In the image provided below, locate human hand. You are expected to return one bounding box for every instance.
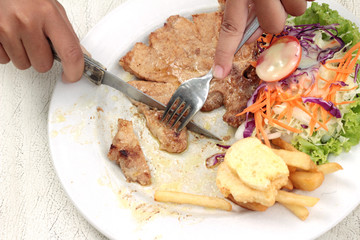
[213,0,311,79]
[0,0,84,82]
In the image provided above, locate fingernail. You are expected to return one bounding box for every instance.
[213,65,224,79]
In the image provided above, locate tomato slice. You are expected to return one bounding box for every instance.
[256,36,302,82]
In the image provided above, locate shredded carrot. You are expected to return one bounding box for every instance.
[308,105,319,136]
[250,61,257,68]
[237,36,360,142]
[335,100,356,105]
[260,112,302,133]
[255,112,270,147]
[277,103,290,120]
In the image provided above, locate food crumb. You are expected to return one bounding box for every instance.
[51,130,58,138]
[223,135,231,141]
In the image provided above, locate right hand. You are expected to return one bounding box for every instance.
[0,0,84,83]
[213,0,309,79]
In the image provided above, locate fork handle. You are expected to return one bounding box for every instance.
[50,41,106,85]
[234,17,260,54]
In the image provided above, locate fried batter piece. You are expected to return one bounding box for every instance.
[216,138,289,210]
[120,11,259,128]
[108,119,151,186]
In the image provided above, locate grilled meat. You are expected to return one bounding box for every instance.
[108,119,151,186]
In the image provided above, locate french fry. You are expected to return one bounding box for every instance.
[289,171,324,191]
[282,179,294,191]
[235,201,268,212]
[227,194,268,211]
[271,138,299,152]
[279,202,309,221]
[273,149,317,171]
[276,190,319,207]
[154,190,232,211]
[317,162,343,175]
[288,165,297,173]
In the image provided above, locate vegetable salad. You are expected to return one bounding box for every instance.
[237,3,360,164]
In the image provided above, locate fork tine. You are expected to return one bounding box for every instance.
[162,96,180,121]
[171,104,190,129]
[176,108,196,132]
[166,99,184,124]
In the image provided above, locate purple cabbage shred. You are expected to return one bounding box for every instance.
[302,97,341,118]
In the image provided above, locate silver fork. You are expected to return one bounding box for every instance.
[162,17,260,132]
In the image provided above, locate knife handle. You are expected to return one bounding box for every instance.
[50,41,106,85]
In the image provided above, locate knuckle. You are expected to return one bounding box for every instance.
[38,1,58,15]
[12,8,35,29]
[62,45,83,63]
[220,20,243,36]
[0,23,11,37]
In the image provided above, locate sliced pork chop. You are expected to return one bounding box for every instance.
[120,12,222,84]
[120,11,259,128]
[136,103,188,153]
[201,43,259,127]
[128,80,177,106]
[120,42,179,84]
[108,119,151,186]
[128,80,188,153]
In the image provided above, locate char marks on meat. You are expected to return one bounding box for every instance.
[201,46,260,127]
[136,103,188,153]
[128,80,188,153]
[120,10,259,131]
[108,119,151,186]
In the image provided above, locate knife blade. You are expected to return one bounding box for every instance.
[101,70,221,141]
[52,45,221,141]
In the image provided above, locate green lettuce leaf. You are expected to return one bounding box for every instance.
[293,98,360,164]
[293,2,360,46]
[291,3,360,164]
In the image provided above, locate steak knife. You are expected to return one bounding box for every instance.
[52,47,221,141]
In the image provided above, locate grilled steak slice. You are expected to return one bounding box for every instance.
[201,44,259,127]
[120,12,222,84]
[136,103,188,153]
[120,42,179,84]
[128,80,177,106]
[120,11,259,128]
[108,119,151,186]
[128,80,188,153]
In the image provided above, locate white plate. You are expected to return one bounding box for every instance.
[48,0,360,239]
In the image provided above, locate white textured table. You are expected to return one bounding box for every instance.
[1,0,359,239]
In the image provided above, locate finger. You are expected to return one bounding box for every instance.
[1,38,31,70]
[44,10,83,83]
[253,0,288,34]
[214,0,249,79]
[281,0,308,16]
[246,27,264,44]
[21,28,53,73]
[54,1,78,40]
[0,43,10,64]
[55,1,91,58]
